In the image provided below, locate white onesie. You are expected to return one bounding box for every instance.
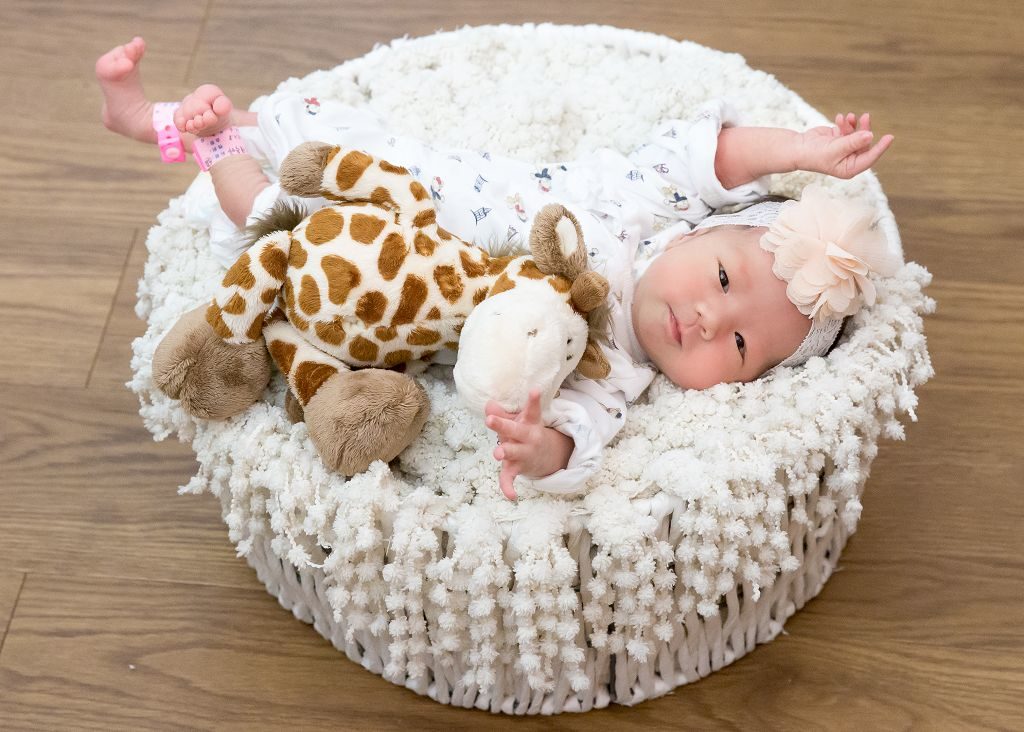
[208,94,769,494]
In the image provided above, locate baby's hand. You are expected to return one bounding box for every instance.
[797,112,894,179]
[485,390,574,501]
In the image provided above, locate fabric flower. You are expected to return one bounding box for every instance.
[760,184,901,321]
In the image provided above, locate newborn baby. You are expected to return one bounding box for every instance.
[97,36,897,499]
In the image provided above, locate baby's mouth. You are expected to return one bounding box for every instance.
[668,307,682,346]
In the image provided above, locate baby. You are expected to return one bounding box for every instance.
[98,37,897,499]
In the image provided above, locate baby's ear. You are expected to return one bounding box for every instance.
[575,339,611,380]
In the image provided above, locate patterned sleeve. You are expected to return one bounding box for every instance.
[630,98,771,217]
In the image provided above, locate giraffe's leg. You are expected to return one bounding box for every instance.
[152,302,272,419]
[264,318,430,475]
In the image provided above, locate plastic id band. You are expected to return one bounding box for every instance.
[192,127,248,172]
[152,102,186,163]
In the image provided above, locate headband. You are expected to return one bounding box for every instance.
[693,184,900,370]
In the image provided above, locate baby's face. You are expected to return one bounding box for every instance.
[631,225,811,390]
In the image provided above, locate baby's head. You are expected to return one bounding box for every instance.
[631,185,900,390]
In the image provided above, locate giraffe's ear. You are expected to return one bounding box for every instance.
[575,339,611,380]
[529,204,587,279]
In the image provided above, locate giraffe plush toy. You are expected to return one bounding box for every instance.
[152,141,611,476]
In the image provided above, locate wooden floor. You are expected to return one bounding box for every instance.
[1,0,1021,728]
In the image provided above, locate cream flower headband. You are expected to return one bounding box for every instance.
[694,184,901,370]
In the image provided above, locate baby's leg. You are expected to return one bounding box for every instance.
[95,37,256,149]
[176,84,270,227]
[96,38,268,228]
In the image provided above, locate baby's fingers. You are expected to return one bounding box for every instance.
[486,414,532,443]
[499,463,519,501]
[851,134,895,174]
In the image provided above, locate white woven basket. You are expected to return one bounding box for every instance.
[244,481,851,713]
[130,23,934,715]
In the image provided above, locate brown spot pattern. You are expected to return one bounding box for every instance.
[472,286,489,305]
[294,361,338,405]
[391,274,428,325]
[261,288,279,304]
[518,260,546,280]
[349,336,379,363]
[268,339,297,375]
[222,253,256,290]
[356,290,388,325]
[436,227,452,241]
[321,255,361,304]
[222,293,246,315]
[378,232,407,280]
[245,315,264,341]
[289,236,308,269]
[306,208,344,245]
[444,341,460,350]
[412,209,436,227]
[379,160,408,175]
[336,150,374,191]
[206,303,233,338]
[315,317,347,346]
[371,186,397,210]
[409,181,428,200]
[407,327,441,346]
[299,275,321,315]
[375,325,398,341]
[260,244,288,281]
[350,214,387,244]
[414,232,437,257]
[548,275,572,293]
[459,250,487,277]
[491,272,516,296]
[486,255,516,275]
[383,349,414,368]
[434,265,464,303]
[426,306,441,320]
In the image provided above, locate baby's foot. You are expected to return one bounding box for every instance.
[175,84,235,137]
[96,36,156,144]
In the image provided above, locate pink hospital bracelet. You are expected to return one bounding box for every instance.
[192,126,249,171]
[152,102,186,163]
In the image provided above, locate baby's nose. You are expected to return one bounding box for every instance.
[695,303,720,340]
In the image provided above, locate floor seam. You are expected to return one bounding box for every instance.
[85,228,137,389]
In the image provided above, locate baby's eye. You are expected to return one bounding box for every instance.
[719,263,730,292]
[735,332,746,358]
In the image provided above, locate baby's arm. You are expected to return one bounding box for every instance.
[486,391,574,501]
[714,112,894,189]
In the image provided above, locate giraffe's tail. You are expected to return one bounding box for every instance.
[241,199,307,251]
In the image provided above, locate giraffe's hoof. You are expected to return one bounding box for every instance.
[152,303,272,420]
[303,368,430,476]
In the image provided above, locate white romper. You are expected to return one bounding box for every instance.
[207,94,769,494]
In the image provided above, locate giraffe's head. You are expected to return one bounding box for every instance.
[454,205,612,417]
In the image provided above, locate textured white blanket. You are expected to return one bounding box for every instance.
[129,24,934,695]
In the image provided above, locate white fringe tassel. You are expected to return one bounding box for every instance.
[244,466,850,715]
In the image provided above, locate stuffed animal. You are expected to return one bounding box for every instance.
[152,142,611,475]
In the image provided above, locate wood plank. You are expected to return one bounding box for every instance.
[87,231,147,390]
[0,573,26,649]
[0,384,254,590]
[0,219,132,388]
[0,574,562,730]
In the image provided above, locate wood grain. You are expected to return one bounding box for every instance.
[0,0,1020,727]
[0,573,26,649]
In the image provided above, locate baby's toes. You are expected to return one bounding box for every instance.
[211,94,233,118]
[201,108,219,128]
